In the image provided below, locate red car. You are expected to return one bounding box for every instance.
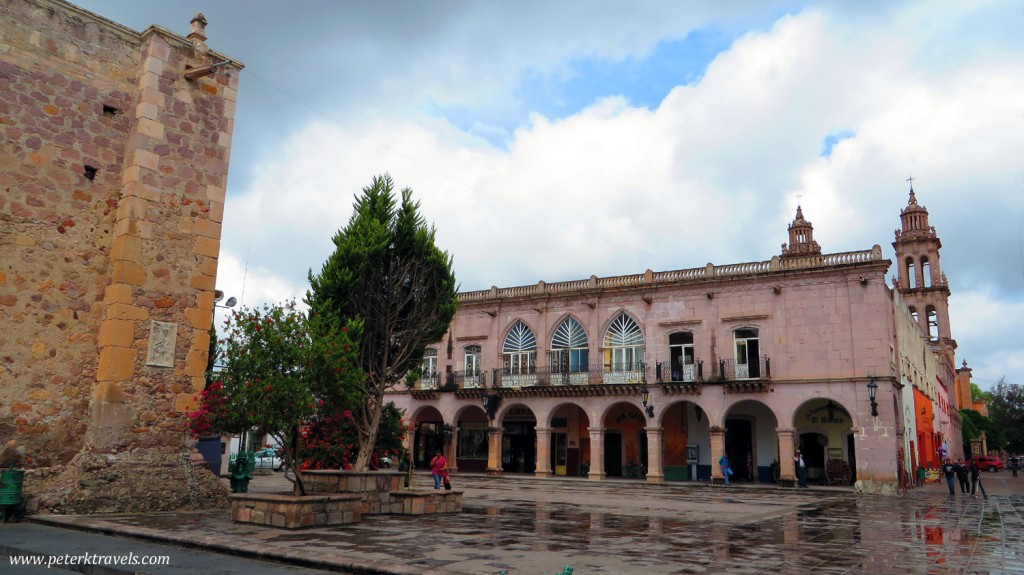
[969,455,1004,472]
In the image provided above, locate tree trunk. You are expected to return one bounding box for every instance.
[354,393,384,470]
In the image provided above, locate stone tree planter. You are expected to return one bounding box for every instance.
[230,469,461,529]
[229,492,363,529]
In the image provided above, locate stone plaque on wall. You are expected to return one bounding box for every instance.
[146,321,178,367]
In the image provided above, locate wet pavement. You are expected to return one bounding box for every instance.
[4,471,1024,574]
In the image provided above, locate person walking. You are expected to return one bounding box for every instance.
[794,449,808,488]
[719,453,733,486]
[430,451,447,490]
[969,459,988,499]
[1011,457,1019,478]
[954,459,970,494]
[941,459,957,496]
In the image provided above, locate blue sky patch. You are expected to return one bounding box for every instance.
[820,130,856,158]
[434,26,737,148]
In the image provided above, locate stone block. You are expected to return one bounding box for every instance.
[97,346,136,382]
[206,184,226,203]
[103,282,134,304]
[189,273,215,291]
[194,218,221,240]
[174,392,199,413]
[184,307,212,330]
[194,236,220,258]
[116,197,152,224]
[133,148,159,171]
[110,235,143,263]
[105,303,150,322]
[184,349,208,377]
[136,117,165,140]
[112,260,146,286]
[98,319,135,348]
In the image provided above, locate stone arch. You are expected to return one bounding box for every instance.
[658,398,708,480]
[409,405,445,469]
[791,397,857,486]
[723,399,779,483]
[600,400,649,478]
[544,400,592,477]
[495,402,537,473]
[452,404,490,473]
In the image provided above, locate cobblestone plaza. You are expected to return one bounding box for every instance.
[6,472,1022,574]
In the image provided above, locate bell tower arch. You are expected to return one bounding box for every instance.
[892,184,955,354]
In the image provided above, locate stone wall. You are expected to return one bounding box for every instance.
[0,0,242,512]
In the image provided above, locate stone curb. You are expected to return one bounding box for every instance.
[25,515,439,575]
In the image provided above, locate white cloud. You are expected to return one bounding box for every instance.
[216,2,1024,390]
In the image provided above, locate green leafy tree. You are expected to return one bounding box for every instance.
[970,382,993,404]
[959,408,1003,454]
[307,174,458,470]
[186,301,362,494]
[987,377,1024,454]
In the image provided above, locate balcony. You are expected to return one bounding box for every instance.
[493,364,647,388]
[418,372,439,390]
[443,370,487,390]
[655,360,704,383]
[713,357,772,393]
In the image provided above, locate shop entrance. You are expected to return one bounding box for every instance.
[725,418,754,481]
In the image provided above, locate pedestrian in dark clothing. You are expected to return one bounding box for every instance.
[954,460,970,494]
[941,459,956,495]
[969,460,988,499]
[1012,457,1019,478]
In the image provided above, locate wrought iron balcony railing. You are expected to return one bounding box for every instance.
[443,370,487,390]
[492,363,647,388]
[655,360,704,383]
[418,372,440,390]
[714,357,771,381]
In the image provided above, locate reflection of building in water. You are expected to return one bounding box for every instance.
[390,191,973,495]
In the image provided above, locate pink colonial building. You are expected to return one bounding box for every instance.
[387,190,967,495]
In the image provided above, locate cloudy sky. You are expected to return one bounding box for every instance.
[76,0,1024,391]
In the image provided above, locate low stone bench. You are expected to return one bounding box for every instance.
[229,492,362,529]
[296,470,461,516]
[388,490,462,515]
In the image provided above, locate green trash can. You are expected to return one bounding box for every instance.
[0,467,25,506]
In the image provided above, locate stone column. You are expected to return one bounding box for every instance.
[446,426,459,473]
[588,426,606,481]
[486,427,503,476]
[645,426,664,484]
[777,427,796,486]
[535,426,553,478]
[710,427,726,485]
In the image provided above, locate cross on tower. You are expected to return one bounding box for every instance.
[905,174,915,191]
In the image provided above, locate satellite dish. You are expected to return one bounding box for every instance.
[214,290,224,302]
[225,296,237,308]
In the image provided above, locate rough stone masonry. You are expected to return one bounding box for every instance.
[0,0,243,513]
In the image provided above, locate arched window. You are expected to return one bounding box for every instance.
[906,258,917,289]
[734,328,760,379]
[921,257,932,288]
[503,321,536,374]
[909,306,919,327]
[669,332,695,382]
[420,348,438,389]
[422,348,438,376]
[926,306,939,340]
[464,345,481,375]
[603,313,644,372]
[550,317,589,373]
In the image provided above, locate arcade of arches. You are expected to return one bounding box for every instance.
[408,396,859,486]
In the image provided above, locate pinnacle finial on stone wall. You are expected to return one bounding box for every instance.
[188,12,208,52]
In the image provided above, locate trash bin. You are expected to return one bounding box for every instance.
[0,467,25,506]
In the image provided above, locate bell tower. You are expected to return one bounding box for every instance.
[780,205,822,258]
[892,184,955,353]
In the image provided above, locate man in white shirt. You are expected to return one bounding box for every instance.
[795,449,807,488]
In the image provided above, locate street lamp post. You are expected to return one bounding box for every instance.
[867,378,879,417]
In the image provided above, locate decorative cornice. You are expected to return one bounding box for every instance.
[720,314,770,323]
